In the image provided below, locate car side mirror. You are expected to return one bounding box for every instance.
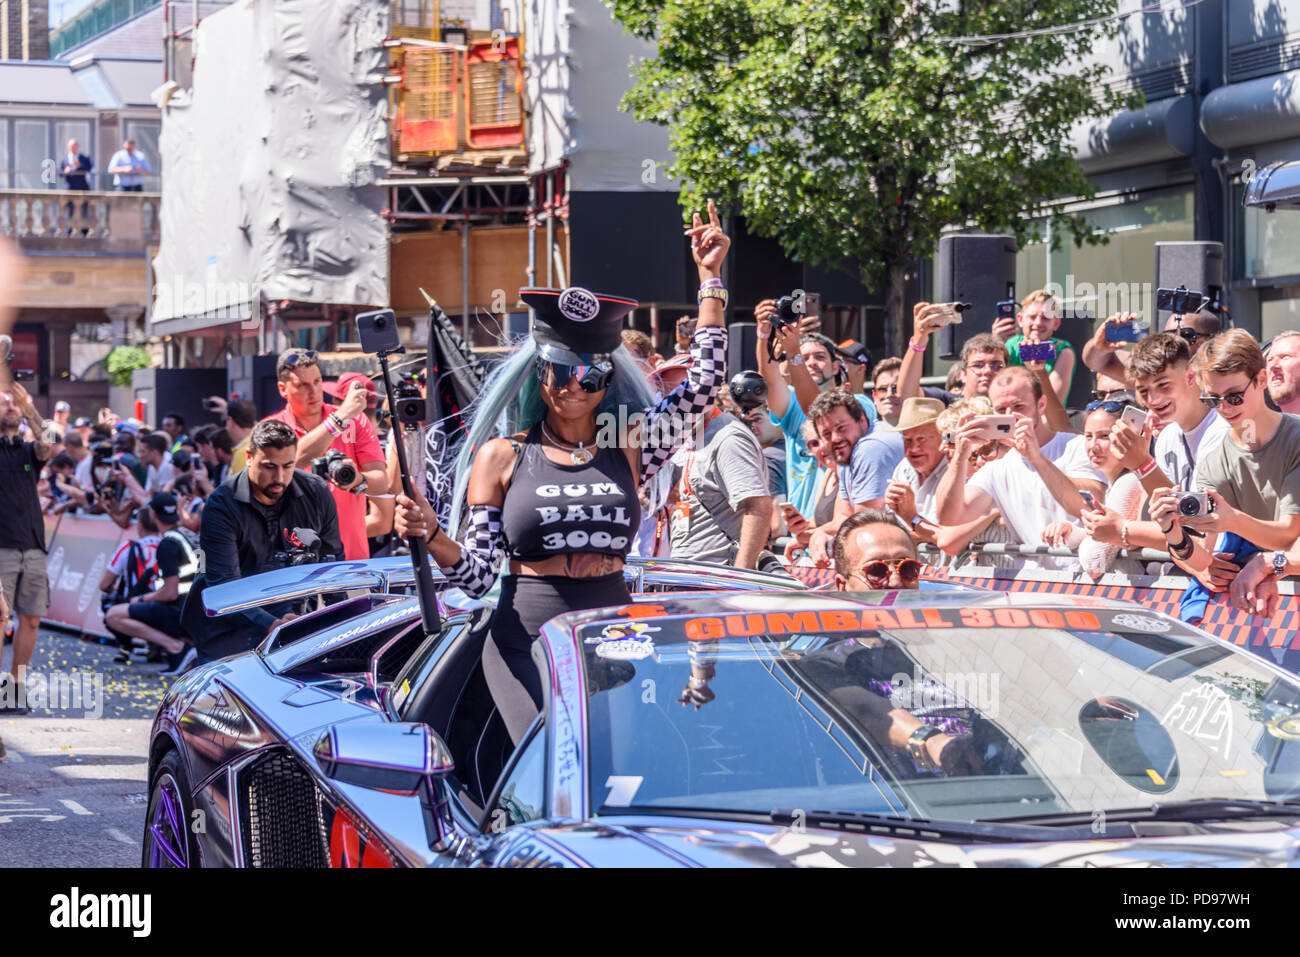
[314,722,454,794]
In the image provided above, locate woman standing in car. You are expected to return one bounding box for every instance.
[396,202,731,743]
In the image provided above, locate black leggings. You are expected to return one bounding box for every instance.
[484,571,630,744]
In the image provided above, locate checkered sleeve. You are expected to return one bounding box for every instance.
[437,503,504,598]
[640,325,728,486]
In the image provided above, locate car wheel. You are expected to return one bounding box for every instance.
[142,750,199,868]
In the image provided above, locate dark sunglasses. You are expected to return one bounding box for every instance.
[536,356,614,393]
[280,349,318,368]
[1084,400,1126,413]
[968,441,1000,465]
[1175,326,1205,346]
[1199,385,1252,410]
[856,557,923,587]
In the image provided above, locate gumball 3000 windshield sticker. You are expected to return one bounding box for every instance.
[586,622,659,661]
[1110,613,1171,634]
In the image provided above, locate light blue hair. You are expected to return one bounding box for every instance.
[448,339,660,534]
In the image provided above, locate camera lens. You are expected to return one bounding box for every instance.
[1177,495,1200,517]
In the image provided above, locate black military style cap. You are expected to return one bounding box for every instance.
[521,286,639,360]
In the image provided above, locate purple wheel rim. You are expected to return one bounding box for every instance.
[145,772,189,868]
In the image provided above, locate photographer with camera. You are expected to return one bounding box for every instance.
[264,349,385,561]
[1149,331,1300,594]
[182,420,342,657]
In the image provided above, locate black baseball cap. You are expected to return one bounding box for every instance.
[148,492,180,524]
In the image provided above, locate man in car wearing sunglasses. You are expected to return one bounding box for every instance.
[1151,330,1300,586]
[263,348,386,561]
[832,507,922,591]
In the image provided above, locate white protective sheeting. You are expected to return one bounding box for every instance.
[151,0,391,326]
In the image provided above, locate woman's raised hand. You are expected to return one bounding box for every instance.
[684,199,730,277]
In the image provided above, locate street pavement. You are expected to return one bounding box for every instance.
[0,627,177,867]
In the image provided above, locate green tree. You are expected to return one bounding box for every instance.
[607,0,1140,353]
[105,345,152,387]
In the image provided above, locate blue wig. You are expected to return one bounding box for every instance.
[448,339,660,534]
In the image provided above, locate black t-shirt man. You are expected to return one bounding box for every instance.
[0,436,48,552]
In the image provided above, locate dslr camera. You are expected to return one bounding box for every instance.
[311,449,358,488]
[1177,491,1214,518]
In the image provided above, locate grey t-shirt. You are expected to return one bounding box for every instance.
[669,413,771,564]
[1196,413,1300,521]
[838,424,905,506]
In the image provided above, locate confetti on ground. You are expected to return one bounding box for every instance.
[2,628,178,721]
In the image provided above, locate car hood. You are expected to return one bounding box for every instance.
[510,817,1300,868]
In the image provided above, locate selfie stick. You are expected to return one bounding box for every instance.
[374,346,442,636]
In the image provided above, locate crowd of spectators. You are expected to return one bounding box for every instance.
[630,287,1300,618]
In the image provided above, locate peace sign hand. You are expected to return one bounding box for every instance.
[684,199,730,278]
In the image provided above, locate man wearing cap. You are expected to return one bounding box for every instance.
[50,400,71,439]
[104,493,197,674]
[882,397,947,537]
[72,416,93,445]
[264,350,385,561]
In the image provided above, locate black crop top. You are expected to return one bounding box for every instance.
[499,423,642,561]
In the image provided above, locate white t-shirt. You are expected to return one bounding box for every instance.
[146,460,176,493]
[968,432,1108,570]
[75,453,94,491]
[891,455,949,523]
[1153,409,1230,491]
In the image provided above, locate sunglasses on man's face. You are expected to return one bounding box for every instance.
[967,360,1005,374]
[874,383,900,396]
[854,557,923,587]
[968,441,1000,465]
[1199,385,1252,410]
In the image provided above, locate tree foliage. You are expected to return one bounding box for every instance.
[106,345,152,387]
[606,0,1141,349]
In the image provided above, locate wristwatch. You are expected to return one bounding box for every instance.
[910,513,924,529]
[1270,550,1289,578]
[788,354,804,366]
[907,724,944,771]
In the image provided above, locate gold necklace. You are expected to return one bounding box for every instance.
[541,420,595,465]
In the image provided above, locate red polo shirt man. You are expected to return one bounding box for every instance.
[264,349,386,561]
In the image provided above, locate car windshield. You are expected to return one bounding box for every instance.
[578,602,1300,823]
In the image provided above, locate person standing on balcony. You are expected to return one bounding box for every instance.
[107,139,152,192]
[61,140,93,190]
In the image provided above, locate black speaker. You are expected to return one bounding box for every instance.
[935,235,1018,359]
[727,322,761,377]
[226,354,282,421]
[1154,242,1225,319]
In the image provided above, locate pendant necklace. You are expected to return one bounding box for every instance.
[542,420,595,465]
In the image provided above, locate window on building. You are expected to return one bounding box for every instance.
[14,119,51,190]
[1014,188,1194,325]
[123,119,162,191]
